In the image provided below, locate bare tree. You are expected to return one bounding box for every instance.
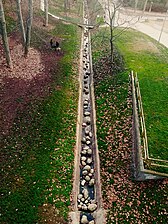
[99,0,139,66]
[16,0,26,46]
[24,0,33,57]
[16,0,33,56]
[0,0,13,68]
[104,0,123,64]
[44,0,48,27]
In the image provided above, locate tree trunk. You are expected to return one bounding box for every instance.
[166,1,168,9]
[64,0,67,12]
[16,0,26,46]
[24,0,33,57]
[134,0,138,12]
[110,17,114,66]
[142,0,148,15]
[0,0,13,68]
[64,0,70,11]
[44,0,48,27]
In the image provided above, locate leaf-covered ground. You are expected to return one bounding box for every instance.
[93,54,168,223]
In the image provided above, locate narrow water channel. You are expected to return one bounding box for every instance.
[70,0,105,223]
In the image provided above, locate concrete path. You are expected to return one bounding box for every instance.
[98,0,168,48]
[132,20,168,48]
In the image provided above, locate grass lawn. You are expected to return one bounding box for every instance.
[0,19,80,224]
[115,29,168,163]
[91,28,168,223]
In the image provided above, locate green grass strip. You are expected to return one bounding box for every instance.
[0,22,80,223]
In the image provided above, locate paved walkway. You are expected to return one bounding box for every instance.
[98,0,168,48]
[132,21,168,48]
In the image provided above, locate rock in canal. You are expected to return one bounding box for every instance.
[78,204,82,209]
[90,168,94,174]
[89,221,95,224]
[88,203,97,212]
[89,178,95,186]
[81,215,89,224]
[87,148,92,155]
[86,140,91,145]
[78,194,83,199]
[89,132,93,138]
[83,145,89,150]
[86,136,90,141]
[82,204,88,211]
[82,170,88,175]
[87,158,92,164]
[83,165,91,171]
[85,175,90,181]
[83,188,89,199]
[81,179,86,186]
[85,125,91,133]
[81,149,87,155]
[81,137,86,143]
[84,116,91,124]
[81,161,86,166]
[81,156,87,161]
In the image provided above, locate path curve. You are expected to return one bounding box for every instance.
[98,0,168,48]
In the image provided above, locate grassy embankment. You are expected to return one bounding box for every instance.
[115,29,168,169]
[1,13,80,224]
[91,28,168,223]
[93,27,168,169]
[48,0,104,26]
[48,0,83,24]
